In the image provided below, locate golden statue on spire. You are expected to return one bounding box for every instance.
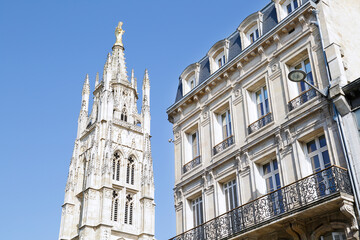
[114,21,125,47]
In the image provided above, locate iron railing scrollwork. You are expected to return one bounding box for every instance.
[288,88,317,111]
[183,156,202,174]
[213,136,234,155]
[169,166,352,240]
[248,113,273,134]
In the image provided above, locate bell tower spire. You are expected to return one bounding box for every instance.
[59,22,155,240]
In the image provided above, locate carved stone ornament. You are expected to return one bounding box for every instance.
[203,111,209,120]
[340,200,359,231]
[271,63,278,72]
[234,88,242,97]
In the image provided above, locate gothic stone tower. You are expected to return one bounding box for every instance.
[58,22,155,240]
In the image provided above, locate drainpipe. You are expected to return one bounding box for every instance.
[311,8,360,225]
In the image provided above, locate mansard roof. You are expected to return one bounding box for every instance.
[174,1,278,103]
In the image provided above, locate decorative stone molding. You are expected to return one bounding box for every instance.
[340,200,359,231]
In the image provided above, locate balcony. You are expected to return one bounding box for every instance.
[213,135,234,155]
[169,166,352,240]
[183,156,201,174]
[248,112,273,134]
[288,88,317,111]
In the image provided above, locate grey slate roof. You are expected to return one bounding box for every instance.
[174,1,287,103]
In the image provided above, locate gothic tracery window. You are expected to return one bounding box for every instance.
[126,156,135,185]
[124,194,134,225]
[111,191,119,221]
[121,105,127,122]
[112,152,121,181]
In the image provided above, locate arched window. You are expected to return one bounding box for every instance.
[111,191,119,221]
[112,152,121,181]
[126,156,135,185]
[124,194,134,225]
[120,105,127,122]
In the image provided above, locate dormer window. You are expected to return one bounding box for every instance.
[249,28,260,44]
[216,52,225,68]
[207,39,229,74]
[215,52,226,69]
[285,0,299,15]
[181,63,200,95]
[274,0,300,21]
[238,12,263,49]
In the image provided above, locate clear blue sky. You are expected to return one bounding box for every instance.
[0,0,269,239]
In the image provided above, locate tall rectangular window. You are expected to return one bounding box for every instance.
[224,179,238,211]
[221,110,232,140]
[192,196,204,227]
[294,58,313,92]
[191,131,199,159]
[255,86,269,119]
[263,160,281,193]
[306,135,330,173]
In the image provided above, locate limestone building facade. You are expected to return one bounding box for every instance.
[167,0,360,239]
[59,22,155,240]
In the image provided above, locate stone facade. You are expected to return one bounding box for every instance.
[167,1,360,240]
[59,22,155,240]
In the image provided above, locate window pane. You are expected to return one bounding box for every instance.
[307,140,317,153]
[275,173,281,189]
[319,135,327,148]
[287,4,292,14]
[250,33,254,43]
[266,176,274,192]
[273,160,278,170]
[263,162,271,174]
[322,150,331,168]
[304,59,311,73]
[293,0,298,8]
[255,29,259,39]
[311,155,321,172]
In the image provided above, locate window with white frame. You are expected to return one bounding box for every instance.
[245,25,260,46]
[293,58,314,93]
[223,179,238,211]
[183,73,196,95]
[220,110,232,140]
[112,152,121,181]
[262,160,281,193]
[255,86,269,119]
[283,0,299,16]
[191,131,199,159]
[215,52,226,69]
[192,196,204,227]
[306,135,331,173]
[124,194,134,225]
[126,156,135,185]
[213,106,234,154]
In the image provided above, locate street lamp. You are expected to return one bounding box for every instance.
[288,69,328,97]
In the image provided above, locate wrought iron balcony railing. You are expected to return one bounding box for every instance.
[288,88,317,111]
[248,112,273,134]
[169,166,352,240]
[213,135,234,155]
[183,156,202,174]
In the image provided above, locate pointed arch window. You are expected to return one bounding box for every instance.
[111,191,119,221]
[112,152,121,181]
[124,194,134,225]
[126,156,135,185]
[121,105,127,122]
